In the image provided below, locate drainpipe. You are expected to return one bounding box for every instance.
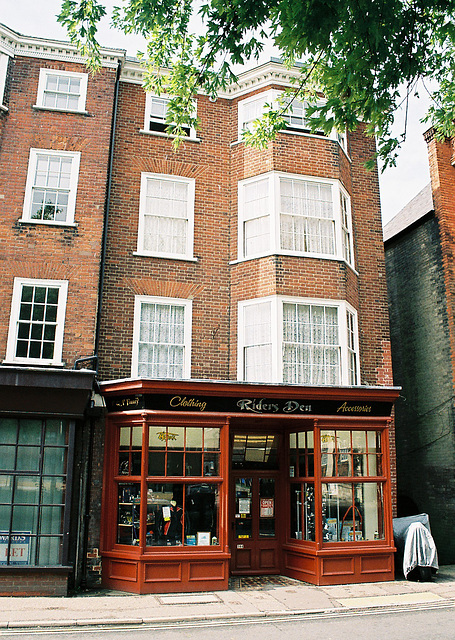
[79,60,122,590]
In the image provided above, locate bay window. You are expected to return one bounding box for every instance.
[238,172,354,266]
[238,296,360,385]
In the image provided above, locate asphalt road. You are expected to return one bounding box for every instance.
[1,603,454,640]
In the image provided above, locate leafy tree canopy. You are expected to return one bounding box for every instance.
[58,0,455,168]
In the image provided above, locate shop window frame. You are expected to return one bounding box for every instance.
[0,417,75,567]
[112,420,224,551]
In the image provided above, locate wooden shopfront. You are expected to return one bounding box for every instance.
[99,379,399,594]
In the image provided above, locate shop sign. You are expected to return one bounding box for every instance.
[260,498,274,517]
[107,393,394,417]
[0,532,30,565]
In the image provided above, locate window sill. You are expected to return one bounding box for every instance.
[231,130,351,160]
[139,129,201,143]
[2,359,65,368]
[133,251,199,263]
[32,105,89,116]
[18,218,78,228]
[230,252,357,273]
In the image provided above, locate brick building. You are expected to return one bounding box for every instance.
[0,22,399,596]
[384,131,455,565]
[0,23,123,595]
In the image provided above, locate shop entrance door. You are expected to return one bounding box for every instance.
[231,473,280,574]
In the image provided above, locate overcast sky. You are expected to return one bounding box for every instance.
[1,0,432,226]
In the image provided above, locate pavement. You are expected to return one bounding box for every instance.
[1,567,455,631]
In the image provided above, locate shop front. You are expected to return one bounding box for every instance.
[99,379,399,594]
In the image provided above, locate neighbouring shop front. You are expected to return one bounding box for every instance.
[0,366,95,596]
[100,379,399,594]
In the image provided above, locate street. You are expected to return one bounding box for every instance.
[0,603,454,640]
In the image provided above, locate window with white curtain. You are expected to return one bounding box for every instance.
[238,296,359,385]
[137,173,195,259]
[132,296,192,379]
[238,173,353,265]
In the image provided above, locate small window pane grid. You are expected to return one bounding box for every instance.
[289,431,315,542]
[30,154,72,223]
[116,425,221,547]
[282,303,341,385]
[138,302,185,378]
[43,74,81,111]
[320,430,384,543]
[142,177,189,256]
[0,418,69,566]
[15,284,59,361]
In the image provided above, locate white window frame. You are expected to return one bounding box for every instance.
[237,89,347,150]
[0,53,9,107]
[143,93,198,140]
[35,68,88,113]
[21,148,81,226]
[131,295,192,379]
[137,172,195,260]
[238,295,360,385]
[237,171,354,267]
[5,278,68,366]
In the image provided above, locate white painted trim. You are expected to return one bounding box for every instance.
[5,277,68,366]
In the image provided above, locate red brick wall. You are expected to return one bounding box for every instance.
[0,55,117,366]
[98,81,393,390]
[0,570,69,596]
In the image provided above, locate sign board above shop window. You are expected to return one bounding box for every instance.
[105,393,395,417]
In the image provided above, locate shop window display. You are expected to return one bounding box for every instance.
[116,425,221,547]
[321,430,385,542]
[289,431,315,541]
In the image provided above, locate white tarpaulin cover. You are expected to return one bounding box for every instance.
[402,521,439,578]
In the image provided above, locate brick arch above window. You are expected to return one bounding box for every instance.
[130,157,208,180]
[122,278,206,300]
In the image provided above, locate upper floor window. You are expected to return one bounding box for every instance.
[238,296,359,386]
[238,172,354,266]
[237,90,347,150]
[137,173,195,260]
[36,68,88,112]
[21,149,80,226]
[5,278,68,366]
[143,93,197,139]
[0,53,9,106]
[131,295,192,379]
